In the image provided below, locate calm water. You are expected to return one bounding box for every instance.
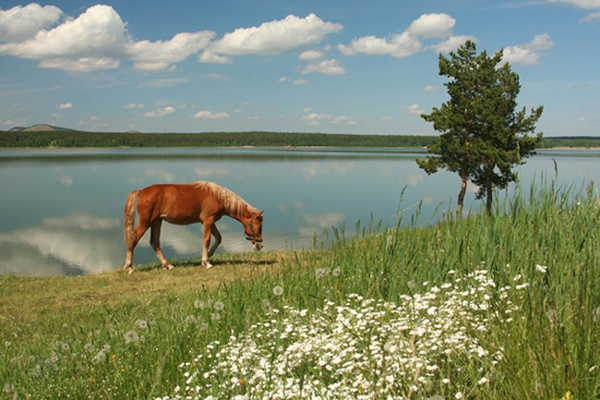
[0,147,597,276]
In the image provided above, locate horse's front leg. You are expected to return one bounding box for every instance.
[201,219,214,269]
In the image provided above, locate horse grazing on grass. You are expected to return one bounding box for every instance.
[122,181,263,273]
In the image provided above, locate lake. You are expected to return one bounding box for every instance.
[0,147,597,276]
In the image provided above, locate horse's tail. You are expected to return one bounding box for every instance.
[123,190,139,249]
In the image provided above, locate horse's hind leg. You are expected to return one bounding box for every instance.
[123,222,150,274]
[150,219,174,270]
[208,224,222,258]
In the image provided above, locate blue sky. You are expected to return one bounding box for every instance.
[0,0,598,136]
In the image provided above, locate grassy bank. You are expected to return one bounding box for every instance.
[1,181,599,399]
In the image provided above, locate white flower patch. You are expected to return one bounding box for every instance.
[159,270,525,400]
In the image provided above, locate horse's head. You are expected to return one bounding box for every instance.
[244,211,264,251]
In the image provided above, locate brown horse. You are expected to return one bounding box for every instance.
[122,181,263,273]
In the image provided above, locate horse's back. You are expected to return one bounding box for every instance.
[137,183,217,224]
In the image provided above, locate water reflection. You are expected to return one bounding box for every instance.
[0,147,597,276]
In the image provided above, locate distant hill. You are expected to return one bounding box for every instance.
[9,124,78,132]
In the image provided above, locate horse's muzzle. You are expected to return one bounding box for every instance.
[246,235,263,251]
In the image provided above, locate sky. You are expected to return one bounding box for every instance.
[0,0,598,136]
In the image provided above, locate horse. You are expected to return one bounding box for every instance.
[122,181,263,273]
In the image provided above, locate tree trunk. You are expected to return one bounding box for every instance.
[486,178,493,214]
[457,168,467,217]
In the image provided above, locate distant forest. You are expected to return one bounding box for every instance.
[1,130,599,149]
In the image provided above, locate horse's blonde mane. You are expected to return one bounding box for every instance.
[191,181,259,216]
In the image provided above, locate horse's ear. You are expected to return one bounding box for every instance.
[257,210,264,217]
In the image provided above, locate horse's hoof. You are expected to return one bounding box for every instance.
[163,264,174,271]
[127,268,135,274]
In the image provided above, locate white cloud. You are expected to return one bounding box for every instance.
[3,118,27,126]
[299,46,329,61]
[381,115,393,121]
[501,34,554,66]
[0,4,215,72]
[340,32,422,57]
[547,0,600,9]
[58,103,72,109]
[426,35,477,54]
[0,3,63,42]
[144,106,176,118]
[300,59,346,75]
[198,50,232,64]
[189,110,230,119]
[294,79,309,85]
[581,11,600,21]
[338,13,469,58]
[330,116,354,125]
[125,103,144,109]
[407,13,456,38]
[423,85,439,92]
[301,113,333,121]
[277,77,290,82]
[127,31,216,71]
[400,104,424,115]
[201,13,342,60]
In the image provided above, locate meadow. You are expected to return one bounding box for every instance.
[1,180,599,399]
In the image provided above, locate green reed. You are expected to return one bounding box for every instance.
[1,180,599,399]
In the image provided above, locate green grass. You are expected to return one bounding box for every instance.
[1,181,599,399]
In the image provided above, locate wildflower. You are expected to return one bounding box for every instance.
[211,313,221,321]
[62,343,70,351]
[316,268,329,278]
[93,350,106,364]
[194,300,206,309]
[535,265,548,273]
[84,343,95,353]
[407,280,416,290]
[263,299,273,314]
[455,392,464,399]
[594,308,600,323]
[383,341,397,353]
[124,330,139,343]
[136,319,148,329]
[4,341,10,348]
[273,286,284,296]
[332,267,341,277]
[214,301,225,311]
[478,377,489,385]
[3,383,15,394]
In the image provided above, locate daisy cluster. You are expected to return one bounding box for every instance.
[158,270,525,400]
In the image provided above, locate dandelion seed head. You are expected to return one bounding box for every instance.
[194,299,206,309]
[273,286,284,296]
[124,330,139,343]
[214,301,225,311]
[136,319,148,329]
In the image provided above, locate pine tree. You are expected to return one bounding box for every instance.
[418,41,543,215]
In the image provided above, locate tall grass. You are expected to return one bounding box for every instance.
[1,180,599,399]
